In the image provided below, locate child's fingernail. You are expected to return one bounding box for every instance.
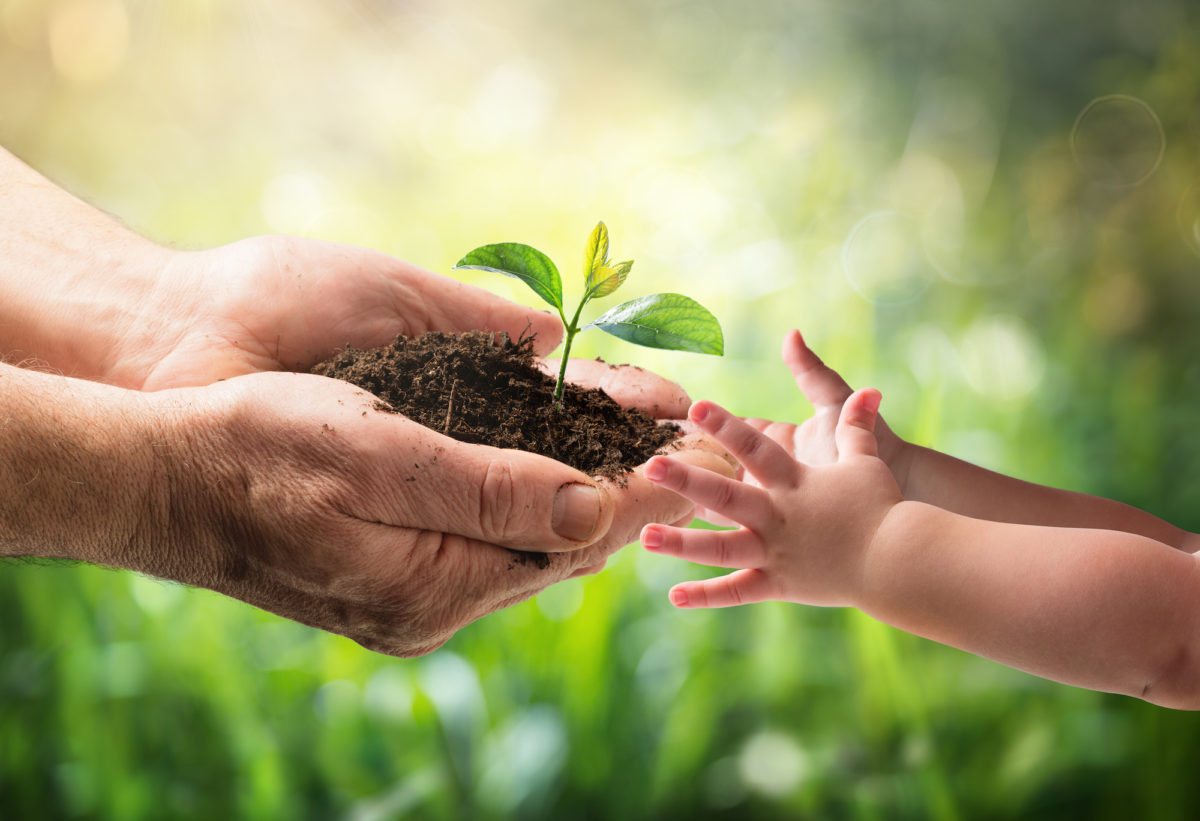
[642,527,663,549]
[669,587,690,607]
[863,390,882,414]
[689,403,709,423]
[645,457,667,482]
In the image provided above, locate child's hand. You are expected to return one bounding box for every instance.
[640,389,903,608]
[734,328,908,483]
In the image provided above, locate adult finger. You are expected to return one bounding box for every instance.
[834,388,883,460]
[668,568,775,609]
[568,560,608,579]
[641,523,766,569]
[363,418,615,552]
[398,263,565,356]
[781,329,854,410]
[687,400,797,488]
[542,358,691,418]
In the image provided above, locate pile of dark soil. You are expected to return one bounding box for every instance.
[312,331,680,479]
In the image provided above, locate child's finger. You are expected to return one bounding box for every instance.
[688,400,798,488]
[668,568,775,609]
[782,329,854,411]
[644,454,772,525]
[834,388,883,459]
[641,523,765,569]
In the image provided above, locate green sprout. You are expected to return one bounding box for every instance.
[454,221,724,407]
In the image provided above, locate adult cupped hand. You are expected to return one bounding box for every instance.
[144,371,729,656]
[116,235,563,390]
[122,232,693,418]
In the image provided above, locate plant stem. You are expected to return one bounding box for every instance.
[553,298,589,407]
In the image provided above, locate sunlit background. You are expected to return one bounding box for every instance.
[3,0,1200,817]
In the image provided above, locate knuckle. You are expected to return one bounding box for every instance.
[736,428,765,460]
[712,479,738,513]
[477,459,523,543]
[714,536,731,566]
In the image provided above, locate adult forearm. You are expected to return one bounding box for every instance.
[896,442,1196,551]
[0,146,187,384]
[0,362,160,565]
[860,501,1200,708]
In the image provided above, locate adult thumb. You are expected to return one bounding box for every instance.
[382,431,617,552]
[834,388,882,460]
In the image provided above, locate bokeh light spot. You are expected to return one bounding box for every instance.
[478,706,567,813]
[959,316,1045,400]
[49,0,129,86]
[842,211,935,304]
[260,172,327,234]
[363,666,414,722]
[738,731,809,797]
[535,578,584,622]
[1177,181,1200,257]
[1070,95,1164,188]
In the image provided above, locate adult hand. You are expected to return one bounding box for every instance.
[145,370,730,656]
[110,234,693,418]
[113,235,562,390]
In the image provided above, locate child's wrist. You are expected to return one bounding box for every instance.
[851,500,925,609]
[882,438,916,496]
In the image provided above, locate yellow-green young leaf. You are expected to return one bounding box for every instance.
[582,221,609,282]
[587,259,633,299]
[454,242,563,311]
[589,293,723,355]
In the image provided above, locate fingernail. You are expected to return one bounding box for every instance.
[642,527,663,549]
[669,587,690,607]
[644,457,667,482]
[863,390,882,414]
[553,483,602,542]
[689,402,710,423]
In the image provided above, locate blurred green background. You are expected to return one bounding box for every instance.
[3,0,1200,817]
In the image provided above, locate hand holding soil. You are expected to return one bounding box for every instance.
[139,369,727,656]
[0,144,733,656]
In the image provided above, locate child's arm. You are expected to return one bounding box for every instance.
[642,394,1200,709]
[753,330,1197,552]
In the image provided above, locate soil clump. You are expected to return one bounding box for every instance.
[312,331,680,480]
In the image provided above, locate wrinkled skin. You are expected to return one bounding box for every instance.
[110,235,730,655]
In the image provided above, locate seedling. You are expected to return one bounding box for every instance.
[455,222,724,407]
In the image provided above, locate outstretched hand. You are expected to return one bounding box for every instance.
[639,388,902,609]
[690,330,909,525]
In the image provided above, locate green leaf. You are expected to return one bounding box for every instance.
[586,260,633,299]
[583,221,610,283]
[589,293,724,355]
[454,242,563,311]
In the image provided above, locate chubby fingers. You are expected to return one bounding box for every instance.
[834,388,883,459]
[686,400,797,488]
[667,569,776,609]
[643,451,771,528]
[641,522,764,568]
[781,329,854,411]
[605,445,735,536]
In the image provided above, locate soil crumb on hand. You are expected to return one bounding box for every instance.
[311,331,679,479]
